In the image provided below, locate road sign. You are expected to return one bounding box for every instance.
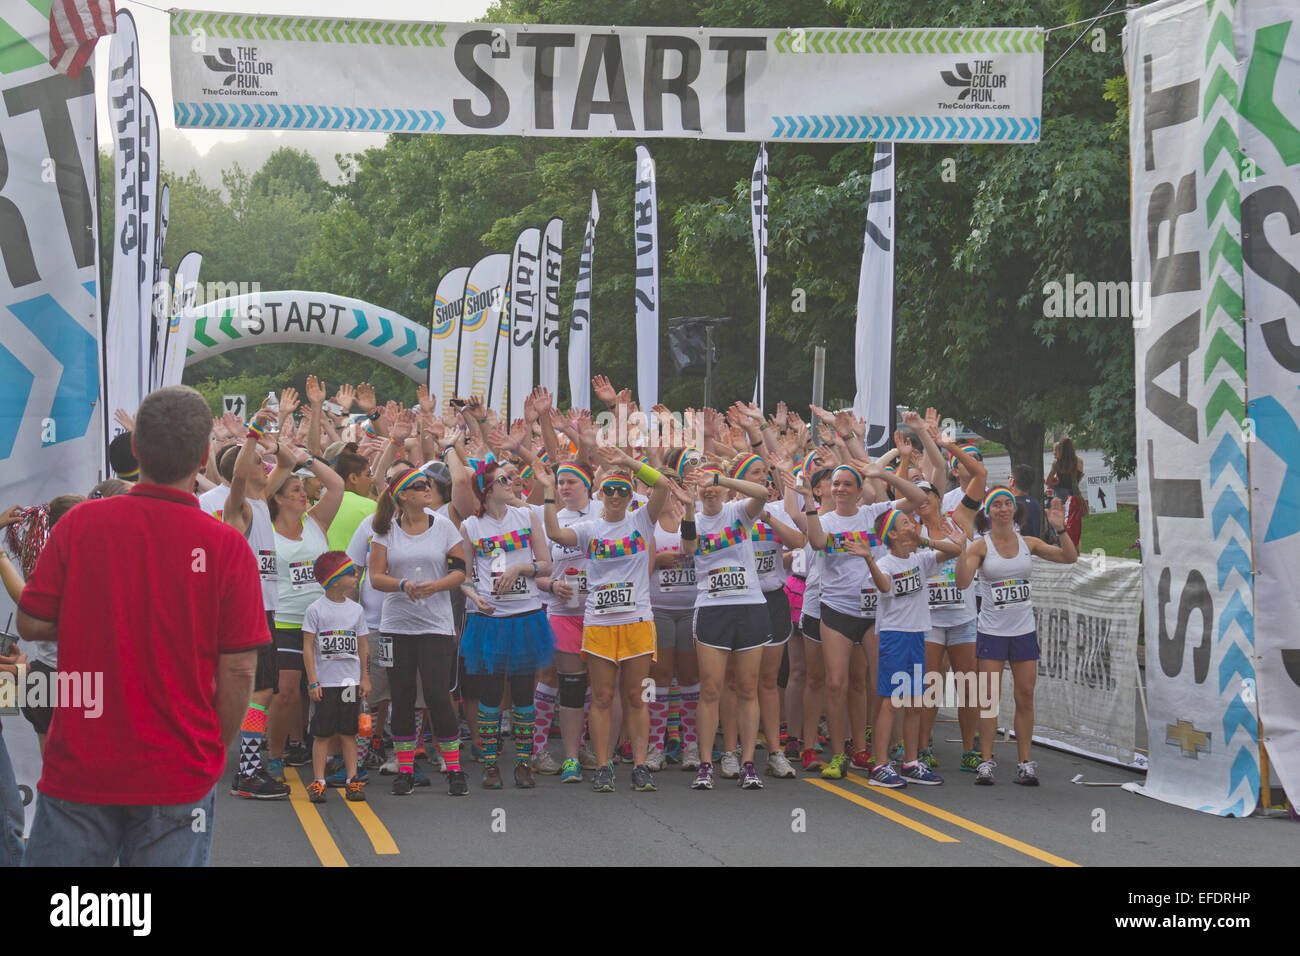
[223,394,247,423]
[1085,473,1117,514]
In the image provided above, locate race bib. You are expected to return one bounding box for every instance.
[289,561,315,590]
[492,568,531,601]
[992,579,1032,607]
[257,549,277,581]
[657,565,697,591]
[928,564,962,607]
[318,629,358,661]
[707,565,750,598]
[376,635,393,668]
[859,588,878,616]
[891,568,922,597]
[591,581,636,615]
[755,551,777,575]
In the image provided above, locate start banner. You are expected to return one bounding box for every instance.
[169,12,1043,143]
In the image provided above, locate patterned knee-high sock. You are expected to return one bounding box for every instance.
[414,711,426,756]
[648,684,670,752]
[394,734,417,776]
[679,683,701,748]
[239,702,268,777]
[667,680,682,748]
[436,735,462,774]
[478,703,501,766]
[513,704,535,764]
[532,683,557,757]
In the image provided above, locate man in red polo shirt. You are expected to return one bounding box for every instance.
[17,385,269,866]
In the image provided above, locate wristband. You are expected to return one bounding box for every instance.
[712,473,720,487]
[308,682,320,690]
[545,497,556,504]
[246,421,266,440]
[805,508,818,516]
[679,519,696,538]
[399,578,408,594]
[751,441,762,449]
[531,561,538,576]
[635,463,661,486]
[961,494,981,512]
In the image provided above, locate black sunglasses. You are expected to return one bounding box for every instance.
[404,480,431,492]
[601,485,632,498]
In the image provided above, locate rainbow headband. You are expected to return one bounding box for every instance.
[676,449,702,479]
[879,509,906,544]
[698,463,724,477]
[321,559,357,588]
[982,488,1016,514]
[731,454,763,480]
[557,463,592,491]
[388,469,425,496]
[519,464,534,481]
[832,464,864,486]
[599,475,634,493]
[118,465,140,480]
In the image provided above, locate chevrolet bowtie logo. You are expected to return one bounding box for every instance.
[1166,720,1211,758]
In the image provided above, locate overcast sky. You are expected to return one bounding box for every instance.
[93,0,493,184]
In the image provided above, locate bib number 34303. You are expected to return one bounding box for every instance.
[707,566,749,597]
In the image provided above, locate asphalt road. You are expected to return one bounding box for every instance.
[211,723,1297,867]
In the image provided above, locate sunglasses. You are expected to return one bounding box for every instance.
[601,485,632,498]
[404,480,431,492]
[494,475,512,487]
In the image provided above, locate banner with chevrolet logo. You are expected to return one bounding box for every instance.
[168,12,1043,143]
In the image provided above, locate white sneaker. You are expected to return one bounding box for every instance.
[578,745,600,770]
[645,748,666,772]
[501,715,513,735]
[765,751,797,779]
[719,749,742,779]
[532,749,564,774]
[379,752,400,775]
[680,742,701,770]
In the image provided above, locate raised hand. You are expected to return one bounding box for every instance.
[354,382,376,414]
[901,409,925,432]
[305,374,326,407]
[773,401,789,430]
[834,410,861,438]
[1047,497,1067,531]
[113,408,135,432]
[486,424,519,453]
[278,386,300,418]
[531,387,553,416]
[614,387,633,407]
[596,444,634,470]
[416,384,437,415]
[333,383,356,413]
[0,505,23,528]
[809,404,837,426]
[389,409,417,443]
[592,374,617,405]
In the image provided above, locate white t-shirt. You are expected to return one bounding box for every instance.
[346,514,384,633]
[799,543,821,619]
[875,549,942,633]
[751,504,793,592]
[371,511,462,636]
[246,497,278,612]
[568,506,656,626]
[461,505,543,616]
[650,526,696,611]
[199,484,230,519]
[547,505,593,618]
[274,517,330,625]
[817,502,893,618]
[692,499,765,608]
[302,595,370,688]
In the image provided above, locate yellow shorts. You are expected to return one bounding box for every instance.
[582,620,657,663]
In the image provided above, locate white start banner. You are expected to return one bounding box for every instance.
[168,14,1043,143]
[634,144,659,411]
[537,218,563,399]
[509,227,542,422]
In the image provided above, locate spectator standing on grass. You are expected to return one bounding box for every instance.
[1046,439,1085,548]
[1007,465,1043,539]
[16,385,270,867]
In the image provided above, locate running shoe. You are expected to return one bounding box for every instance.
[755,733,768,751]
[719,750,742,779]
[664,739,683,764]
[800,748,823,773]
[363,747,387,771]
[681,741,701,771]
[414,743,428,760]
[868,763,906,789]
[560,758,582,784]
[849,749,875,772]
[325,755,344,777]
[690,762,714,790]
[578,745,600,770]
[379,752,400,775]
[482,764,504,790]
[812,738,825,754]
[821,753,849,780]
[784,737,801,761]
[918,748,939,770]
[326,764,368,788]
[900,762,943,786]
[413,765,431,788]
[459,719,472,741]
[447,770,469,796]
[231,770,290,800]
[975,759,996,786]
[740,761,764,789]
[514,761,536,789]
[645,748,667,772]
[266,756,286,784]
[818,716,830,741]
[501,713,513,736]
[392,771,415,796]
[532,749,564,775]
[345,779,367,802]
[960,750,981,773]
[615,742,634,764]
[864,726,872,747]
[766,751,797,779]
[469,744,485,763]
[632,764,656,792]
[592,763,616,792]
[779,724,790,748]
[889,742,905,763]
[1015,760,1040,786]
[307,780,328,803]
[286,740,311,767]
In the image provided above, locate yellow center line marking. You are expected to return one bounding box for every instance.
[843,773,1080,867]
[335,788,400,855]
[804,778,960,843]
[284,767,348,867]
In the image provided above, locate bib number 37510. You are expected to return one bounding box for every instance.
[992,580,1031,607]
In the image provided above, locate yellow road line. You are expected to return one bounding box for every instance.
[336,788,400,855]
[844,773,1080,867]
[804,778,960,843]
[284,768,348,867]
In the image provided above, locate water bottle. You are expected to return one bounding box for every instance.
[565,567,583,608]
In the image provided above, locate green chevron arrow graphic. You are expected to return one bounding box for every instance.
[1204,328,1246,380]
[218,308,241,339]
[192,316,218,348]
[1208,225,1242,274]
[1203,116,1239,173]
[1205,380,1245,433]
[170,11,447,45]
[1205,276,1245,328]
[1206,169,1242,222]
[1241,21,1300,166]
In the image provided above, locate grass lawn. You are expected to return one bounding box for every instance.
[1078,507,1142,561]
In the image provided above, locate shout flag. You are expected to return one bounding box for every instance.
[136,88,159,404]
[537,218,563,398]
[634,145,659,410]
[160,250,201,387]
[750,142,768,409]
[456,253,510,403]
[853,141,894,456]
[430,265,469,406]
[489,287,510,413]
[569,191,599,410]
[508,226,541,422]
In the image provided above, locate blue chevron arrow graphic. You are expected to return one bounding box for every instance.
[1227,745,1259,795]
[346,309,369,340]
[414,357,429,370]
[394,326,419,357]
[0,346,35,460]
[797,115,810,137]
[1217,589,1253,641]
[394,110,407,131]
[1213,798,1247,817]
[771,116,784,136]
[821,114,834,136]
[1218,643,1255,693]
[834,115,847,137]
[82,281,95,297]
[434,112,445,131]
[1210,487,1250,538]
[8,294,99,447]
[1216,540,1252,591]
[1210,431,1248,485]
[344,107,357,127]
[380,108,393,129]
[371,316,393,348]
[1250,393,1300,542]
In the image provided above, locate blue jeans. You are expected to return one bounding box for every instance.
[20,787,216,867]
[0,732,25,867]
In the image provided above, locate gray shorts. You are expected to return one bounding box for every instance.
[927,620,977,647]
[653,606,697,652]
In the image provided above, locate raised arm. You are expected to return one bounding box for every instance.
[1027,499,1079,564]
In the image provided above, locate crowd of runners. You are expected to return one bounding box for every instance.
[1,373,1080,819]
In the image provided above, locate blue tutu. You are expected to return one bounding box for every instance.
[461,608,554,675]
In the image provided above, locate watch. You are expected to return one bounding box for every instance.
[713,473,720,486]
[302,454,315,467]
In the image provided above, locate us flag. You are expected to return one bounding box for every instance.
[48,0,117,78]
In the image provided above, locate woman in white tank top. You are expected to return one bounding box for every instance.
[955,488,1077,787]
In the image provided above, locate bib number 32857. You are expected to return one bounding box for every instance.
[592,581,635,615]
